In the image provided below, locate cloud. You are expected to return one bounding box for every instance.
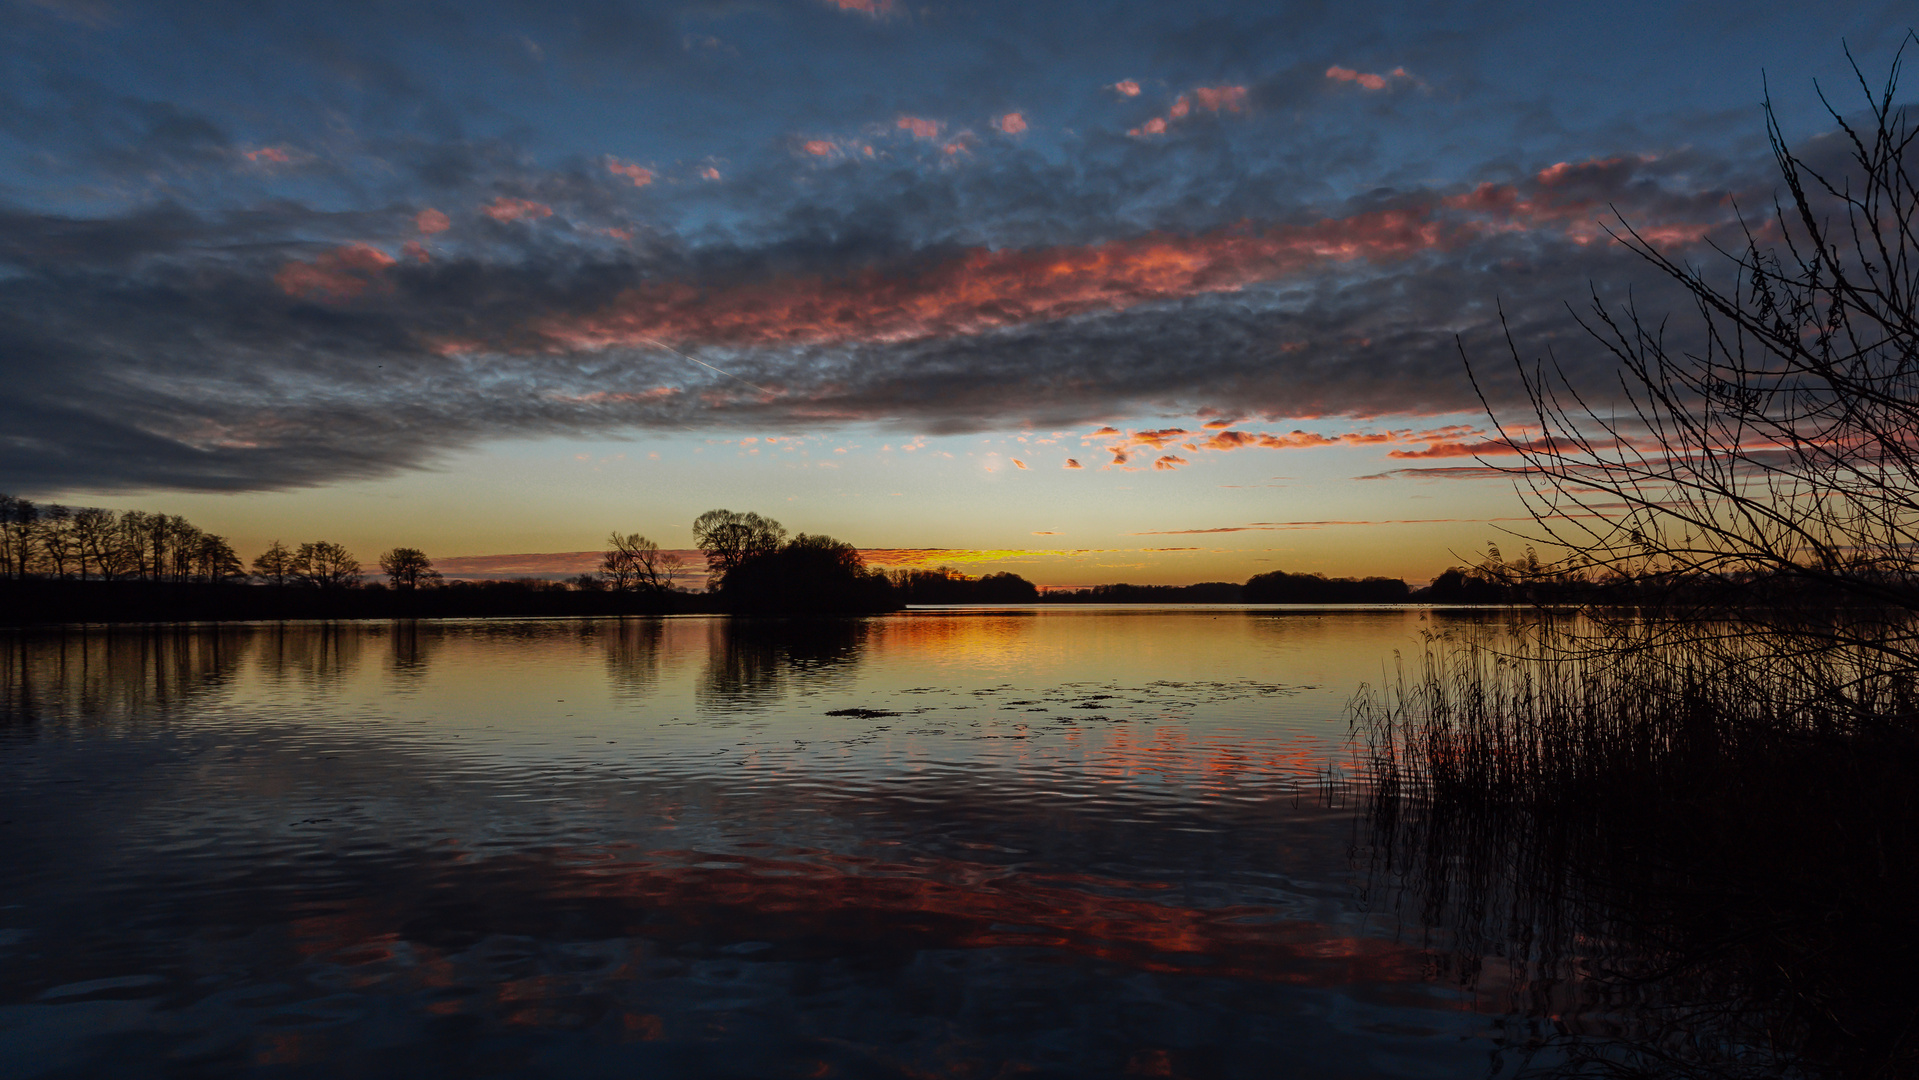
[1153,454,1188,470]
[1325,65,1413,92]
[995,112,1027,135]
[533,205,1479,352]
[1111,79,1141,97]
[0,122,1758,495]
[1129,85,1248,137]
[699,166,722,181]
[1063,459,1082,469]
[1012,458,1027,469]
[897,116,942,140]
[245,146,292,164]
[822,0,898,17]
[606,157,654,187]
[273,243,396,302]
[482,197,554,222]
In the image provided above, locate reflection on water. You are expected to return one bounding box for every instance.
[2,609,1533,1078]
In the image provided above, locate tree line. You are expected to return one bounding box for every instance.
[9,495,1508,615]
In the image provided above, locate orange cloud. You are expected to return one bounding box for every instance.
[823,0,897,16]
[1325,65,1411,91]
[1187,85,1247,112]
[1064,459,1082,469]
[274,243,397,303]
[1012,458,1028,469]
[1153,454,1189,471]
[897,115,943,140]
[416,208,450,234]
[245,146,291,164]
[606,157,654,187]
[483,197,553,223]
[535,207,1462,353]
[1112,79,1141,97]
[1129,85,1247,137]
[995,111,1027,135]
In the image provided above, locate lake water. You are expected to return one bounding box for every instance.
[0,607,1538,1079]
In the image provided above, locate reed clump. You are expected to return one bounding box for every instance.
[1353,615,1919,1079]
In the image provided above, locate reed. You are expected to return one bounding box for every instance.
[1351,614,1919,1078]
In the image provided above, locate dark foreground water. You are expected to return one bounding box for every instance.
[0,608,1535,1079]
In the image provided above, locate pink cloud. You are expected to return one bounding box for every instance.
[245,146,292,164]
[515,178,1727,355]
[483,197,553,223]
[274,243,397,303]
[1326,65,1411,91]
[823,0,897,16]
[801,139,839,157]
[416,208,450,234]
[402,240,430,263]
[606,157,655,187]
[897,115,943,140]
[1112,79,1141,97]
[1129,85,1247,137]
[1188,85,1247,112]
[699,166,722,181]
[995,112,1028,135]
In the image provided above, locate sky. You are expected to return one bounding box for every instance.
[1,0,1912,586]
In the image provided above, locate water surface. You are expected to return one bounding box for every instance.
[1,607,1521,1078]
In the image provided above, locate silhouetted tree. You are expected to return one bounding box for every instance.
[0,494,39,580]
[71,507,120,581]
[38,505,74,579]
[378,547,441,590]
[1477,47,1919,640]
[889,566,1040,603]
[294,541,360,590]
[192,534,246,583]
[692,509,787,587]
[600,533,681,593]
[720,532,897,613]
[1244,570,1411,603]
[253,540,296,586]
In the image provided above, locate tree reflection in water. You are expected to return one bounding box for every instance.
[0,624,248,727]
[696,618,869,712]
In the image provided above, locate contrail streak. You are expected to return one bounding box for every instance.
[636,336,776,396]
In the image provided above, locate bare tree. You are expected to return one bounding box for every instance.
[74,508,131,581]
[38,505,74,579]
[601,533,680,593]
[193,534,246,582]
[691,510,786,587]
[0,494,40,580]
[253,540,296,586]
[1478,44,1919,647]
[378,547,441,590]
[294,541,360,590]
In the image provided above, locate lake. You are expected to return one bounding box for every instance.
[0,607,1543,1079]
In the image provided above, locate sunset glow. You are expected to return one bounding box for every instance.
[0,2,1897,586]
